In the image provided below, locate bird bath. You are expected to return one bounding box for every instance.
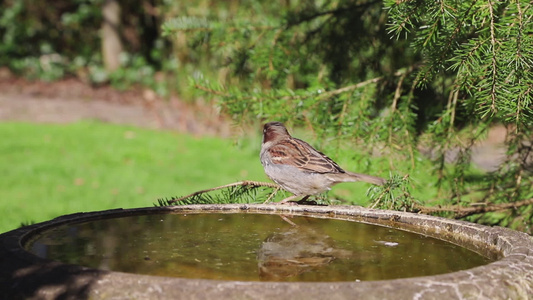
[1,204,533,299]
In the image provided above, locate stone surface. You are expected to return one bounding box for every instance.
[1,204,532,299]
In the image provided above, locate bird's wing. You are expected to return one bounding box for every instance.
[267,138,344,174]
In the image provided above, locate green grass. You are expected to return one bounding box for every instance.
[0,121,272,233]
[0,121,446,234]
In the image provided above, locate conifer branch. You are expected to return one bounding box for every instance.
[488,0,498,113]
[193,84,231,97]
[286,1,381,27]
[195,66,416,103]
[416,197,533,218]
[167,181,280,204]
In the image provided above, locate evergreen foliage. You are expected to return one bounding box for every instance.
[156,181,277,206]
[164,0,533,231]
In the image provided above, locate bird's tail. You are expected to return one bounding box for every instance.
[342,171,386,186]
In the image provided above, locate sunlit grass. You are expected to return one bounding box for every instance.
[0,121,269,233]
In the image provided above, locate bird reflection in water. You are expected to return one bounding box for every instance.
[257,215,353,281]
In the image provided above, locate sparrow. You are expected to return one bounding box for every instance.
[260,122,385,204]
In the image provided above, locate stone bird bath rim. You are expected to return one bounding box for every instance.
[0,204,532,299]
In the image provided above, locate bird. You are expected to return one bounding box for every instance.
[260,121,386,204]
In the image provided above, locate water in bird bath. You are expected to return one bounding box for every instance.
[25,213,492,282]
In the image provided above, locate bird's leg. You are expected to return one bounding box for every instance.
[299,195,310,202]
[277,194,301,205]
[296,195,315,205]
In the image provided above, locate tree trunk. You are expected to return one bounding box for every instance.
[101,0,123,72]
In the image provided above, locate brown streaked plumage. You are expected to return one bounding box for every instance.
[260,122,385,204]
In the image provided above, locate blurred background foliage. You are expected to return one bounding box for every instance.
[1,0,532,232]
